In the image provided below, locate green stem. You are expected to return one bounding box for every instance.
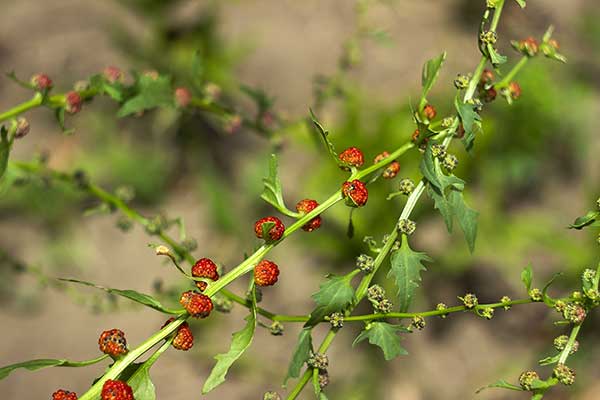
[496,56,528,89]
[558,324,581,364]
[0,94,43,122]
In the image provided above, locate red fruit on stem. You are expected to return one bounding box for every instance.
[422,104,436,120]
[162,318,194,351]
[382,161,400,179]
[103,66,124,84]
[65,91,82,114]
[191,258,219,291]
[341,180,368,207]
[31,74,53,91]
[101,380,133,400]
[52,389,78,400]
[295,199,322,232]
[254,216,285,242]
[179,290,213,318]
[174,87,192,108]
[254,260,280,287]
[338,147,364,169]
[98,329,128,357]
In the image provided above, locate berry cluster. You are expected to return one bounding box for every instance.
[98,329,128,358]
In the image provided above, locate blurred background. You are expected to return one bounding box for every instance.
[0,0,599,399]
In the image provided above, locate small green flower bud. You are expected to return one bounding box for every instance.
[518,370,540,391]
[367,285,386,303]
[583,268,596,281]
[480,307,494,320]
[307,353,329,370]
[398,178,415,195]
[529,288,543,302]
[375,298,393,313]
[479,30,497,45]
[356,254,375,273]
[73,80,90,92]
[212,294,234,313]
[553,335,579,354]
[327,312,344,329]
[263,391,281,400]
[553,364,575,386]
[411,316,426,330]
[460,293,478,309]
[431,144,447,159]
[116,215,133,232]
[269,321,284,336]
[500,295,512,310]
[572,291,584,303]
[454,74,470,89]
[442,154,458,172]
[397,219,416,235]
[441,117,455,128]
[554,300,566,313]
[563,303,586,325]
[486,0,498,9]
[584,288,599,300]
[436,303,449,318]
[115,185,135,203]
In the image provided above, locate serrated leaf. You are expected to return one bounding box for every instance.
[309,109,340,166]
[421,52,446,100]
[388,236,432,312]
[352,322,409,360]
[521,264,533,292]
[569,210,598,229]
[448,190,479,253]
[514,0,526,8]
[420,145,464,196]
[260,154,296,217]
[305,274,355,327]
[475,379,524,394]
[0,355,107,380]
[283,328,313,386]
[202,288,257,393]
[60,278,182,314]
[118,74,174,117]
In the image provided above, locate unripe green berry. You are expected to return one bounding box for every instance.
[397,219,416,235]
[529,288,543,302]
[460,293,478,309]
[356,254,375,273]
[500,295,511,310]
[411,316,426,330]
[398,178,415,195]
[553,364,575,386]
[518,370,540,391]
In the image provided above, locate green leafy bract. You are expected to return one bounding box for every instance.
[260,154,297,217]
[454,96,482,151]
[420,52,447,106]
[283,328,313,386]
[521,264,533,292]
[202,287,258,393]
[309,109,341,167]
[118,74,174,117]
[353,322,409,360]
[305,274,355,327]
[569,210,599,229]
[476,379,524,394]
[388,235,432,312]
[60,278,182,314]
[0,355,107,380]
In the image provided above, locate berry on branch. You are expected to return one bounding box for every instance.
[191,257,220,291]
[52,389,78,400]
[98,329,128,358]
[65,91,82,114]
[101,379,134,400]
[162,318,194,351]
[174,87,192,108]
[179,290,213,318]
[295,199,322,232]
[254,216,285,242]
[31,73,53,91]
[254,260,280,287]
[341,180,368,207]
[338,146,364,169]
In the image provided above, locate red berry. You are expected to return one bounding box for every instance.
[254,260,280,287]
[422,104,436,120]
[341,180,368,207]
[174,87,192,108]
[65,91,82,114]
[254,216,285,242]
[162,318,194,351]
[518,37,539,56]
[382,161,400,179]
[508,81,521,100]
[179,290,213,318]
[338,147,364,169]
[480,69,495,86]
[101,380,133,400]
[411,129,420,143]
[481,86,497,103]
[103,66,124,84]
[373,151,390,164]
[30,74,53,91]
[98,329,128,357]
[295,199,322,232]
[52,389,78,400]
[191,258,219,291]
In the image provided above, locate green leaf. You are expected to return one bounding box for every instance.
[420,145,464,195]
[476,379,524,394]
[352,322,409,360]
[514,0,526,8]
[0,355,107,380]
[539,354,560,366]
[260,154,297,217]
[421,52,447,101]
[0,127,11,181]
[448,190,479,253]
[427,186,454,232]
[521,264,533,292]
[283,328,313,386]
[305,274,355,327]
[542,272,562,305]
[454,96,482,151]
[118,74,174,117]
[60,278,181,314]
[128,365,156,400]
[569,210,598,229]
[388,236,432,312]
[486,44,507,66]
[202,287,257,393]
[309,109,341,166]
